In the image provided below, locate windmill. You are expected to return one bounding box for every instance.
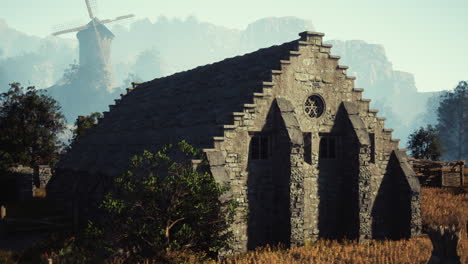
[52,0,134,86]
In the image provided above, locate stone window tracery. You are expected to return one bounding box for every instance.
[304,95,325,118]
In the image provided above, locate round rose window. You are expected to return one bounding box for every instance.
[304,95,325,118]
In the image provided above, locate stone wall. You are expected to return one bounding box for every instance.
[203,31,421,252]
[0,165,52,202]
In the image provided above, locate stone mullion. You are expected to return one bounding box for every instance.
[410,192,422,236]
[289,145,305,246]
[358,145,372,240]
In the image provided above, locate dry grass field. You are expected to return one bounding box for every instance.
[421,187,467,231]
[106,187,468,264]
[1,187,466,264]
[221,239,432,264]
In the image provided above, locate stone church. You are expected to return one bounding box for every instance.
[48,31,421,252]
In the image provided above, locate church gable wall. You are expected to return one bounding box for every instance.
[205,32,420,252]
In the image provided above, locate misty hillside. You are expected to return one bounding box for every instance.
[0,19,77,89]
[0,16,437,146]
[0,18,42,58]
[110,16,316,82]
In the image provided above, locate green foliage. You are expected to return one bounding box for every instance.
[71,112,103,143]
[437,81,468,160]
[88,140,237,261]
[0,82,66,169]
[407,125,443,160]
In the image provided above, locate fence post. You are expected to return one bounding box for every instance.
[0,205,5,239]
[1,205,5,219]
[440,167,445,187]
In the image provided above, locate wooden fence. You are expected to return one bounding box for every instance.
[410,159,466,187]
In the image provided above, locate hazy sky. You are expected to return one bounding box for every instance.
[1,0,467,92]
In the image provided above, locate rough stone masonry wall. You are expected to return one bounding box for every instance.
[204,86,309,251]
[204,84,294,252]
[204,31,420,252]
[5,165,52,200]
[272,32,379,241]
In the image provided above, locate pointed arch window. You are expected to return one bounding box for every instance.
[250,133,270,160]
[303,132,312,164]
[319,134,337,159]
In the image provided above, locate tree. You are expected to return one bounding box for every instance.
[437,81,468,161]
[71,112,103,143]
[407,125,443,160]
[0,83,66,170]
[92,141,237,261]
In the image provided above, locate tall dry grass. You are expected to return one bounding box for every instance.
[421,187,467,264]
[103,239,432,264]
[3,187,467,264]
[421,187,467,230]
[215,239,433,264]
[105,187,467,264]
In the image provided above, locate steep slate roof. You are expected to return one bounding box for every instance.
[58,39,299,175]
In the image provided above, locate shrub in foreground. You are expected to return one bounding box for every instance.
[88,141,238,261]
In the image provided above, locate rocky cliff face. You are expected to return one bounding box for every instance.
[239,17,315,53]
[326,39,435,144]
[326,40,418,99]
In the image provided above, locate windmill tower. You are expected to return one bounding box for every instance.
[52,0,134,89]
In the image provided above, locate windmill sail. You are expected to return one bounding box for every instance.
[85,0,96,19]
[100,14,135,25]
[52,25,89,36]
[51,0,133,37]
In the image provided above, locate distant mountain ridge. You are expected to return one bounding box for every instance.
[0,16,436,146]
[0,18,77,89]
[0,18,42,58]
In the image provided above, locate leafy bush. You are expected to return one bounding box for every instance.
[88,140,237,261]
